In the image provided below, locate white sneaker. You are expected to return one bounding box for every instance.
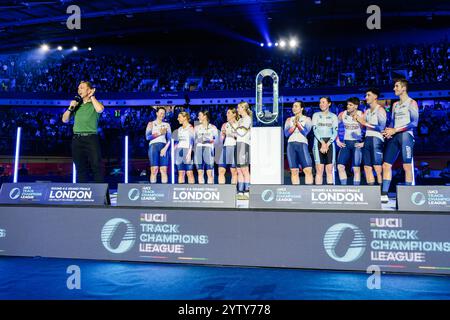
[237,192,244,200]
[243,192,250,200]
[381,195,389,203]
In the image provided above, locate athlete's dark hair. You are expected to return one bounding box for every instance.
[227,107,239,121]
[366,87,380,98]
[394,78,409,92]
[320,96,332,104]
[200,110,211,122]
[156,106,166,114]
[293,101,304,115]
[346,97,360,106]
[293,101,304,108]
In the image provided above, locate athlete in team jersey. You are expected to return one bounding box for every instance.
[354,88,386,186]
[312,97,339,185]
[234,102,252,199]
[381,79,419,203]
[336,97,364,185]
[145,107,172,183]
[174,111,195,184]
[194,110,219,184]
[284,101,313,185]
[218,107,239,184]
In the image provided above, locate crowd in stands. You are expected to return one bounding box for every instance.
[0,100,449,185]
[0,99,448,160]
[0,41,448,93]
[0,40,449,181]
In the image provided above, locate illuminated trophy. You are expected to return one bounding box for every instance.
[250,69,283,184]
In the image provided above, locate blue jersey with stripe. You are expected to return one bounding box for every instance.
[391,98,419,137]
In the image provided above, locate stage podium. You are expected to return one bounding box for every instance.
[250,69,284,185]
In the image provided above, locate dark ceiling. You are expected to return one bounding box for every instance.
[0,0,449,50]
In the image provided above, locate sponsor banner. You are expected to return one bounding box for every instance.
[0,206,449,275]
[117,184,236,208]
[0,183,109,206]
[250,185,381,210]
[397,185,450,212]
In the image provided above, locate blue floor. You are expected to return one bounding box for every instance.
[1,257,449,300]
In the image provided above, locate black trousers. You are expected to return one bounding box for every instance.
[72,134,104,183]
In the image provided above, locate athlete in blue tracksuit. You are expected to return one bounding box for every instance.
[234,102,252,199]
[174,111,195,184]
[218,107,239,185]
[194,110,219,184]
[336,97,364,185]
[354,88,387,186]
[381,79,419,202]
[284,101,313,185]
[145,107,172,183]
[312,97,338,185]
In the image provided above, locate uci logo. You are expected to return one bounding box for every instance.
[128,188,140,201]
[411,192,426,206]
[101,218,136,254]
[323,223,366,263]
[261,189,275,202]
[9,188,21,200]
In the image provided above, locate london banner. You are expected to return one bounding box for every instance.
[0,183,109,206]
[250,185,381,210]
[117,183,236,208]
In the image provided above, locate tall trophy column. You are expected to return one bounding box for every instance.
[250,69,283,184]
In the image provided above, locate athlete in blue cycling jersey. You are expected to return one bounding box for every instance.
[194,110,218,184]
[218,107,239,185]
[336,97,364,185]
[284,101,313,185]
[174,111,195,184]
[354,88,387,186]
[234,102,252,199]
[312,97,338,185]
[145,107,172,183]
[381,79,419,203]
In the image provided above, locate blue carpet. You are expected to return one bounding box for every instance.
[0,257,449,300]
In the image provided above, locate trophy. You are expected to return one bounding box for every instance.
[250,69,284,184]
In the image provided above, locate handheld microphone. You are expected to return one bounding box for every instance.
[74,94,82,105]
[69,95,83,112]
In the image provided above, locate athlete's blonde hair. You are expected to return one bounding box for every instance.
[238,101,252,117]
[178,111,190,122]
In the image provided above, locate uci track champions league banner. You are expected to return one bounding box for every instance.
[397,185,450,211]
[250,185,381,210]
[117,183,236,208]
[0,183,109,206]
[0,206,450,275]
